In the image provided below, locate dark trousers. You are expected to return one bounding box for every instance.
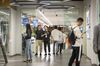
[98,50,100,66]
[68,47,81,66]
[44,41,50,54]
[53,41,57,54]
[56,43,63,54]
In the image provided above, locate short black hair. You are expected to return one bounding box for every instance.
[77,17,84,22]
[54,26,57,29]
[58,27,62,31]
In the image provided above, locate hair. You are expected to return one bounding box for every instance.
[44,25,49,31]
[26,23,32,33]
[77,17,84,22]
[54,25,57,29]
[26,23,31,30]
[58,27,62,31]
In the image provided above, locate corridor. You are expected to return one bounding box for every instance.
[0,50,91,66]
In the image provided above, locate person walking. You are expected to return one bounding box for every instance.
[43,26,51,55]
[56,27,64,55]
[93,24,100,66]
[51,26,60,55]
[68,17,84,66]
[25,24,32,62]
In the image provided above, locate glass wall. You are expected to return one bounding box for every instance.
[0,9,10,53]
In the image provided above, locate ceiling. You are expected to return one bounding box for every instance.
[10,0,84,9]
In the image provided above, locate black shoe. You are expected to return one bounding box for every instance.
[28,59,32,63]
[23,60,28,63]
[35,53,38,56]
[56,53,58,55]
[53,53,55,55]
[48,53,51,55]
[45,53,47,55]
[40,53,42,56]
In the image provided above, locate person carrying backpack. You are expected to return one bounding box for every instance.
[68,17,84,66]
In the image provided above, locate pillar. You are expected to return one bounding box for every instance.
[9,8,22,56]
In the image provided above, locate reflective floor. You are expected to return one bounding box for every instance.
[0,49,91,66]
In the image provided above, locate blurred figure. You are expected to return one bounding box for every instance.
[51,26,60,55]
[68,17,84,66]
[56,27,64,55]
[35,25,44,56]
[42,26,51,55]
[93,24,100,66]
[25,24,32,62]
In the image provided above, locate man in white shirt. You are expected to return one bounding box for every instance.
[56,27,64,55]
[68,17,84,66]
[51,26,60,54]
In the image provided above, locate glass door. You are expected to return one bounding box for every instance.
[0,11,10,54]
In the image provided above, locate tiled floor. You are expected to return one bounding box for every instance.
[0,49,91,66]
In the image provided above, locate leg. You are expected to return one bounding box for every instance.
[76,47,80,66]
[44,41,47,54]
[29,39,32,60]
[48,41,50,54]
[39,40,42,55]
[53,41,56,54]
[68,48,76,66]
[98,50,100,66]
[60,43,63,54]
[35,40,38,55]
[25,40,29,60]
[56,43,59,55]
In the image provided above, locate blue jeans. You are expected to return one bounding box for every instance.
[25,39,32,60]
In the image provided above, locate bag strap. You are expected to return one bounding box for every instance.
[71,25,78,31]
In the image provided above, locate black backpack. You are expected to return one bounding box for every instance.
[67,26,77,46]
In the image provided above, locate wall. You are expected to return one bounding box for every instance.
[36,1,84,26]
[42,9,65,25]
[84,0,99,65]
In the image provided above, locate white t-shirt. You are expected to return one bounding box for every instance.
[72,26,83,47]
[51,29,60,41]
[58,31,63,43]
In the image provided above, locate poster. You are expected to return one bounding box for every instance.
[86,10,91,39]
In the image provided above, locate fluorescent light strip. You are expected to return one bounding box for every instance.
[37,9,53,25]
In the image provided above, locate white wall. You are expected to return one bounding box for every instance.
[84,0,99,65]
[42,9,65,25]
[9,8,22,56]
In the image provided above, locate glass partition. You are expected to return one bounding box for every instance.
[0,10,10,53]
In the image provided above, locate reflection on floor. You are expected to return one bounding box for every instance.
[0,49,91,66]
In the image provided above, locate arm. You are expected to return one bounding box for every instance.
[93,26,98,54]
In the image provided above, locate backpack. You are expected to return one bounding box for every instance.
[67,26,77,47]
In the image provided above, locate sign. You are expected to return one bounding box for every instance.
[22,16,29,26]
[33,17,38,27]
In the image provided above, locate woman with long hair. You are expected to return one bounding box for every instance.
[25,23,32,62]
[43,26,51,55]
